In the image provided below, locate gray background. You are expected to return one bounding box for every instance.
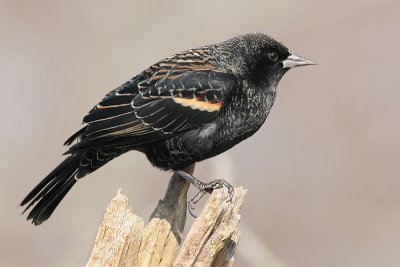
[1,0,399,266]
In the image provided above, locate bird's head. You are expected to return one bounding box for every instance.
[217,33,316,88]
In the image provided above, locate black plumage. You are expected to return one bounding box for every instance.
[21,33,315,225]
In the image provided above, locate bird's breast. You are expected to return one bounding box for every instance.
[214,85,276,149]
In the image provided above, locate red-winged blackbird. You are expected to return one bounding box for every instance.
[21,33,315,225]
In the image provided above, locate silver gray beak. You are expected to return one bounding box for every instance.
[282,53,317,69]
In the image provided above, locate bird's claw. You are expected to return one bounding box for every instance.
[187,179,234,218]
[187,190,206,218]
[200,179,234,203]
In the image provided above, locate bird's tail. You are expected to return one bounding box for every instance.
[21,153,81,225]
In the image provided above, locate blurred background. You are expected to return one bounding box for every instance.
[1,0,399,266]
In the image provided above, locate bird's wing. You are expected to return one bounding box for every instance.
[66,49,238,153]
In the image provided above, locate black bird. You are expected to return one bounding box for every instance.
[21,33,315,225]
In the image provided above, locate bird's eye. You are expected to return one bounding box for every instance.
[268,52,278,62]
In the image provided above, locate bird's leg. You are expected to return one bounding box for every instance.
[175,170,234,218]
[175,170,234,197]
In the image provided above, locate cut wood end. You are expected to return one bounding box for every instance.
[102,189,133,229]
[88,182,249,267]
[173,186,247,266]
[200,186,247,221]
[115,188,127,202]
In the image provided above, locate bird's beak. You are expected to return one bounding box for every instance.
[282,53,317,69]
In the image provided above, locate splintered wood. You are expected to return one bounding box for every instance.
[86,184,246,267]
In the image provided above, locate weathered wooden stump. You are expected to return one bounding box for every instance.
[86,165,246,267]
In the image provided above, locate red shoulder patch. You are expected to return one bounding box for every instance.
[173,98,222,112]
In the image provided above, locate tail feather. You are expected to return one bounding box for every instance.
[21,154,81,225]
[64,126,86,146]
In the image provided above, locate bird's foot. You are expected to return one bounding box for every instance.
[187,178,235,218]
[199,179,234,201]
[175,170,234,218]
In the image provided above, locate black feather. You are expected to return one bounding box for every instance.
[21,154,80,225]
[83,106,134,124]
[64,126,86,146]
